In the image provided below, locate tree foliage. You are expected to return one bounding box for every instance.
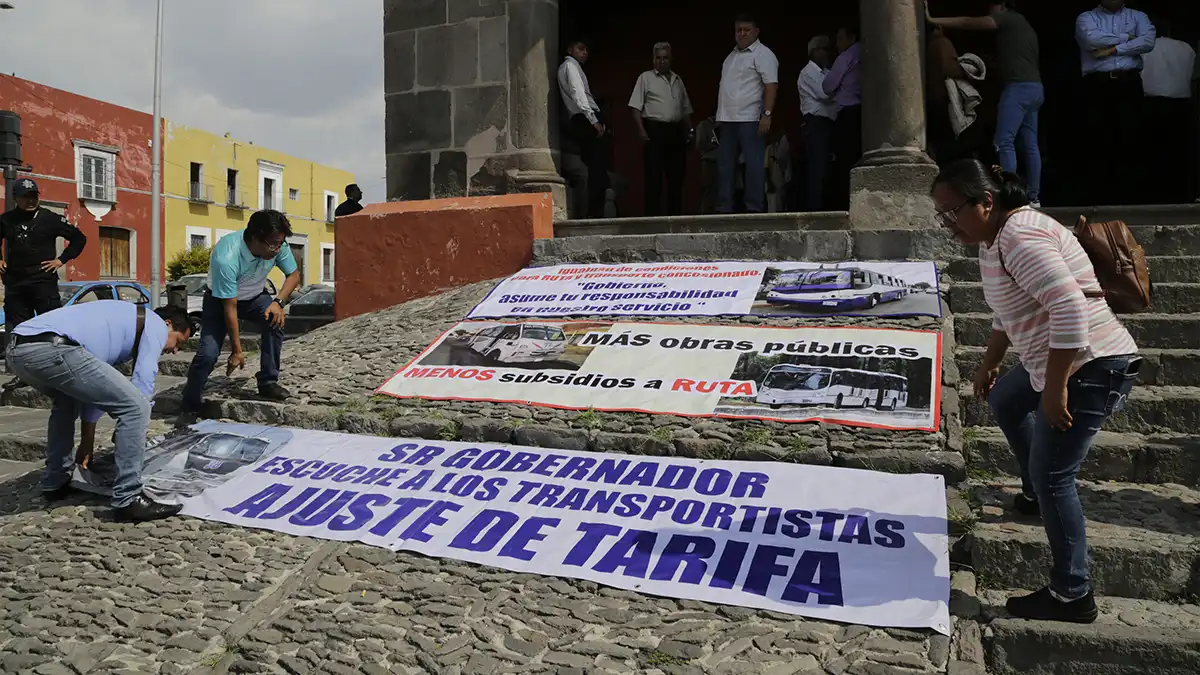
[168,246,211,281]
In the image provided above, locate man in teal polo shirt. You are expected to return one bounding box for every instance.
[182,209,302,412]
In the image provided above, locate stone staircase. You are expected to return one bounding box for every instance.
[533,211,1200,675]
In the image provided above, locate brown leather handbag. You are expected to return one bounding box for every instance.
[1072,216,1153,314]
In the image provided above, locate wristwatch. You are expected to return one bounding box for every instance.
[272,297,286,308]
[763,110,772,117]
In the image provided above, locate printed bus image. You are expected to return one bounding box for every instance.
[765,267,910,311]
[756,363,908,411]
[466,323,568,363]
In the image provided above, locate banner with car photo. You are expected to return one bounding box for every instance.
[467,261,942,319]
[376,321,942,432]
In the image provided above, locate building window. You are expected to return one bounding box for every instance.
[263,178,276,210]
[99,227,131,278]
[321,244,335,282]
[189,162,209,202]
[227,169,240,206]
[288,188,300,201]
[78,149,116,203]
[186,226,212,251]
[325,193,336,223]
[190,234,206,249]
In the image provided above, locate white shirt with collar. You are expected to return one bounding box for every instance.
[798,60,837,120]
[1141,37,1195,98]
[717,40,779,123]
[558,56,600,124]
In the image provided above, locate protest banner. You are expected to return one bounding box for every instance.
[172,420,951,633]
[468,261,942,319]
[377,321,942,432]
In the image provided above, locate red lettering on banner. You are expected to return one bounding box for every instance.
[671,379,756,396]
[404,367,495,382]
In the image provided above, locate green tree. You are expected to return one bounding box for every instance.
[167,246,211,280]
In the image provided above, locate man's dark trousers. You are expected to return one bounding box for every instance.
[569,113,610,218]
[181,291,283,411]
[4,280,61,335]
[643,119,687,216]
[1082,70,1144,205]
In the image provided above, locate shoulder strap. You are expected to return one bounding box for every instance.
[994,209,1021,279]
[129,305,146,368]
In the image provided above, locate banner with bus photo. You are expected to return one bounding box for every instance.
[466,261,942,320]
[377,321,942,432]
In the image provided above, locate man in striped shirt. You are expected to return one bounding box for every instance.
[931,159,1140,623]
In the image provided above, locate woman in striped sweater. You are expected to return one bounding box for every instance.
[931,159,1141,624]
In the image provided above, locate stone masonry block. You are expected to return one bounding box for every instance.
[386,152,432,201]
[449,0,505,22]
[384,30,416,94]
[386,90,451,153]
[385,0,447,32]
[478,16,507,83]
[433,151,468,197]
[453,86,507,151]
[417,22,479,88]
[507,0,557,149]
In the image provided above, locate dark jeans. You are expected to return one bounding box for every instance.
[643,119,687,216]
[569,113,610,218]
[1082,71,1144,205]
[4,280,61,334]
[182,291,283,411]
[994,82,1044,203]
[988,355,1140,599]
[717,121,766,213]
[1144,96,1194,204]
[801,114,835,211]
[831,104,862,211]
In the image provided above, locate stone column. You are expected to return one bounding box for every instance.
[384,0,566,219]
[849,0,939,230]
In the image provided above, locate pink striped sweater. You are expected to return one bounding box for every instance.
[979,207,1138,392]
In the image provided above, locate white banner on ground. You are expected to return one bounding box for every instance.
[377,321,942,432]
[173,420,951,634]
[468,261,942,319]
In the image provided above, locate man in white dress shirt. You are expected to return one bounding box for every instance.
[797,35,837,211]
[557,39,609,218]
[629,43,694,216]
[715,13,779,214]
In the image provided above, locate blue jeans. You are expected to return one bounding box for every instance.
[7,341,152,508]
[988,355,1139,599]
[182,291,283,411]
[994,82,1044,202]
[716,121,766,213]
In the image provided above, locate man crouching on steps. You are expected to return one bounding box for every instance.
[181,209,301,415]
[6,301,195,522]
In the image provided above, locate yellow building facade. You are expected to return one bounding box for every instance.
[163,123,355,289]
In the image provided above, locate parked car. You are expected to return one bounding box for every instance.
[0,280,152,345]
[285,287,335,336]
[161,273,278,320]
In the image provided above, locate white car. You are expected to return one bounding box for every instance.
[467,323,568,363]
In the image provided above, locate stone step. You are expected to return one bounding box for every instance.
[0,375,188,411]
[965,426,1200,487]
[960,384,1200,435]
[981,589,1200,675]
[954,313,1200,350]
[944,255,1200,283]
[968,479,1200,601]
[948,281,1200,315]
[956,346,1200,388]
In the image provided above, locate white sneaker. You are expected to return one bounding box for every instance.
[1030,201,1042,209]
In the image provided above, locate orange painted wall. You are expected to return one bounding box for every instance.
[335,193,553,320]
[0,74,160,284]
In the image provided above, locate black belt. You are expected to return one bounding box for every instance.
[11,332,79,348]
[1086,69,1140,80]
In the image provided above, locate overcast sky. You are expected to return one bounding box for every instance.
[0,0,385,203]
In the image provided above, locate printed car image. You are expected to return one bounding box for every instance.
[765,267,910,311]
[135,426,289,499]
[466,323,568,363]
[755,364,909,411]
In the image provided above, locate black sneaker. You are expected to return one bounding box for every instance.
[41,483,79,503]
[1006,587,1098,624]
[258,382,290,402]
[113,493,184,523]
[1013,493,1041,517]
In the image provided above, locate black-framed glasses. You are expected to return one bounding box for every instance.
[934,201,969,228]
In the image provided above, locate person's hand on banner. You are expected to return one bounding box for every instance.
[972,365,1000,399]
[75,422,97,468]
[1042,386,1073,431]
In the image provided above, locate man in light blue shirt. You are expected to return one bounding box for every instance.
[1075,1,1156,205]
[6,301,195,522]
[181,209,302,413]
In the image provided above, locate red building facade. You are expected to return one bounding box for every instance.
[0,74,159,285]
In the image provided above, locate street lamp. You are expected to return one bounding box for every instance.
[149,0,163,307]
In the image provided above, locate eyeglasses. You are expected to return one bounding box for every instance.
[262,239,285,252]
[934,201,969,229]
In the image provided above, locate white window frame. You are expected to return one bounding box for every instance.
[215,228,235,243]
[323,190,339,223]
[185,226,212,250]
[320,243,335,283]
[257,160,284,211]
[73,140,119,204]
[98,226,137,280]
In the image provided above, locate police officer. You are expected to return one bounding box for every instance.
[1,179,88,334]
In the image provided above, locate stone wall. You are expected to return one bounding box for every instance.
[385,0,564,215]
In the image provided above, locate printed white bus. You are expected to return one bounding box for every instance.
[466,323,568,363]
[756,364,909,411]
[765,267,910,311]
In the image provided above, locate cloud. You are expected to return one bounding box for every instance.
[0,0,385,201]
